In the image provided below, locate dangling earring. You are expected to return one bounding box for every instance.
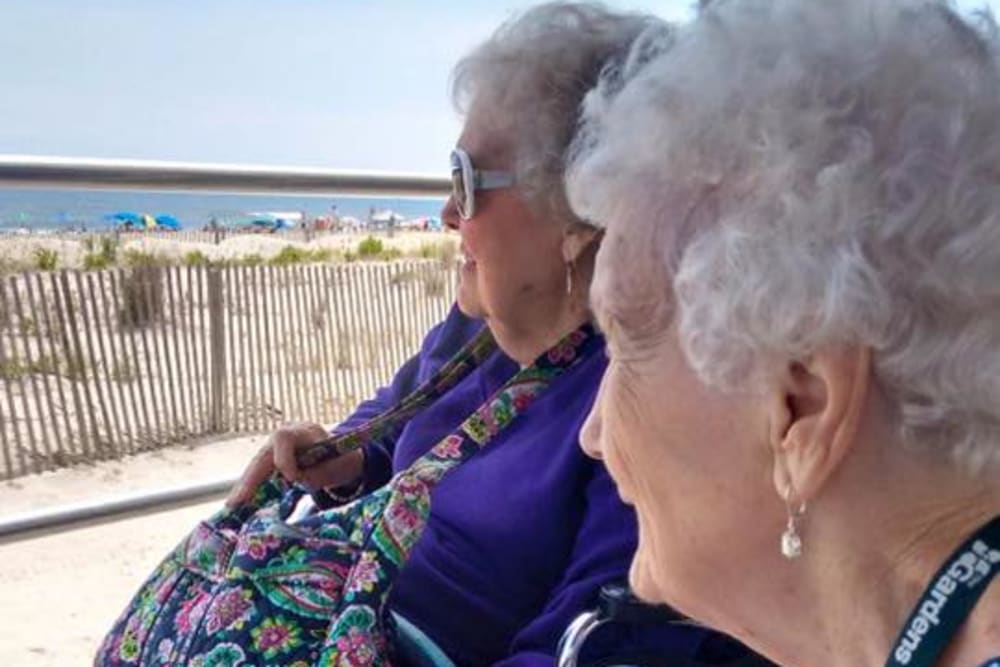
[781,482,807,559]
[565,261,575,297]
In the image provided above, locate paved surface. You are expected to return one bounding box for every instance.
[0,435,264,666]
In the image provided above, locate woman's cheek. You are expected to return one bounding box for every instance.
[601,369,648,501]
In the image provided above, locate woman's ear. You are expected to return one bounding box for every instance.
[562,224,603,264]
[767,345,872,503]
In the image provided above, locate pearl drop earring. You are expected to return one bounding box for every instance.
[781,482,807,559]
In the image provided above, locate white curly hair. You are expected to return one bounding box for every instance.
[451,2,657,226]
[567,0,1000,473]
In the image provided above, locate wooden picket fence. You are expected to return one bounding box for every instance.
[0,260,457,479]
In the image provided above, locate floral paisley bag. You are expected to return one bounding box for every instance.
[95,323,599,667]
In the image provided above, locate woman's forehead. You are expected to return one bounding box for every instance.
[593,229,673,337]
[457,111,515,168]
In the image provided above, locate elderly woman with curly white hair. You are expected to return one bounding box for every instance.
[217,3,770,666]
[567,1,1000,666]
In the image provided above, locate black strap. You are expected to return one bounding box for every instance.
[886,515,1000,667]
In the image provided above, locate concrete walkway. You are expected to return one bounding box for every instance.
[0,435,266,667]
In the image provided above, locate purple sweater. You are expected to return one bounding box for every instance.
[327,306,715,666]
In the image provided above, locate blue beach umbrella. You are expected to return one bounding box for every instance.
[103,211,144,228]
[154,214,181,230]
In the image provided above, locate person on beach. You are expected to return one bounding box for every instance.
[227,4,754,665]
[566,1,1000,665]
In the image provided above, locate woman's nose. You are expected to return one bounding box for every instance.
[442,196,461,231]
[579,397,604,461]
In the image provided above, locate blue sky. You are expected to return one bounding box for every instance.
[1,0,994,175]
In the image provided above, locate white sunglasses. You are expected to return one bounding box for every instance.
[449,148,516,220]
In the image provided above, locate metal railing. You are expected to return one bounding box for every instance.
[0,154,450,196]
[0,154,452,541]
[0,477,237,544]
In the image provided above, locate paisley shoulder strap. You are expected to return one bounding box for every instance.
[295,325,497,469]
[406,322,601,484]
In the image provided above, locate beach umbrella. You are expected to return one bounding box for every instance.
[154,214,181,230]
[104,211,144,228]
[244,213,283,232]
[141,214,157,229]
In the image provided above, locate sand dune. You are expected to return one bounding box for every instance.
[0,230,457,271]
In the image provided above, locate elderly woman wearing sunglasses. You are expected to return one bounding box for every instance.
[567,1,1000,666]
[225,3,746,665]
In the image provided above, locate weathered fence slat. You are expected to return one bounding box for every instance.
[110,270,148,455]
[225,266,239,432]
[183,266,202,436]
[84,273,123,453]
[300,265,326,420]
[75,271,116,457]
[309,265,337,421]
[362,264,381,395]
[133,268,163,447]
[419,262,436,336]
[95,271,134,452]
[50,272,92,459]
[256,266,278,427]
[22,274,59,466]
[284,267,305,422]
[149,268,179,443]
[389,264,409,370]
[207,267,226,433]
[247,266,264,430]
[353,264,373,398]
[288,266,307,420]
[240,265,258,432]
[0,260,454,478]
[0,278,29,476]
[35,273,74,462]
[334,265,360,412]
[375,264,395,387]
[62,271,105,456]
[164,267,191,439]
[196,267,211,433]
[273,267,292,423]
[285,267,302,422]
[0,372,11,479]
[8,276,44,472]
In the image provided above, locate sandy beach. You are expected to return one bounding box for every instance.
[0,229,461,665]
[0,232,458,480]
[0,435,265,666]
[0,229,458,272]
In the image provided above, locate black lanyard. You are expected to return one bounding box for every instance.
[886,515,1000,667]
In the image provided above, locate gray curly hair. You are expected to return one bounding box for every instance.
[452,1,657,227]
[567,0,1000,473]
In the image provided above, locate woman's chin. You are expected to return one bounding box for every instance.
[456,278,485,319]
[628,548,664,604]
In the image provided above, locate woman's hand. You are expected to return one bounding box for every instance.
[225,422,365,507]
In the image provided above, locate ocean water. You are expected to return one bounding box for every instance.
[0,188,447,231]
